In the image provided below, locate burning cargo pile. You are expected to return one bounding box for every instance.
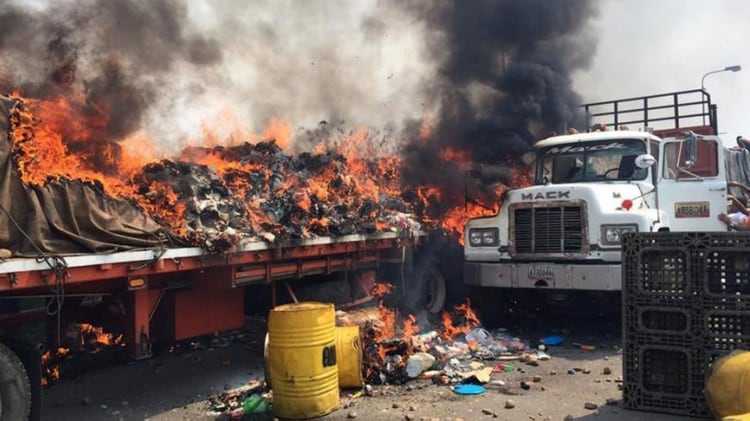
[2,95,422,255]
[134,141,420,252]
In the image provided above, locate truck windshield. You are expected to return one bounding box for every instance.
[536,139,648,184]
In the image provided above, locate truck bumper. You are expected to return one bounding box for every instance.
[464,261,621,291]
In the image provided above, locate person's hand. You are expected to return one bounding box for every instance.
[719,213,730,224]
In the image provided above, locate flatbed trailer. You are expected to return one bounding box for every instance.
[0,231,439,421]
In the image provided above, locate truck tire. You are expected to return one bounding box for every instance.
[0,342,31,421]
[423,268,447,316]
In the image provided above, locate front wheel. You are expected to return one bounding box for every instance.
[0,342,31,421]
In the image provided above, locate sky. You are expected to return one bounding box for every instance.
[574,0,750,146]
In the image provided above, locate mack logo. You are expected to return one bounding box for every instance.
[544,142,630,155]
[521,191,571,200]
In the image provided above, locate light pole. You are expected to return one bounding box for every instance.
[701,65,742,125]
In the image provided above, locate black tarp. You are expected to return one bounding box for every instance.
[0,96,175,257]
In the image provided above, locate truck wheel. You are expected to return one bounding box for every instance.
[424,268,447,316]
[0,342,31,421]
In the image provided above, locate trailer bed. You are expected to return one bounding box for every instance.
[0,231,421,293]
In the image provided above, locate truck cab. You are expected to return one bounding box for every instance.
[464,89,731,313]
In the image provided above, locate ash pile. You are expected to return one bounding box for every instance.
[133,141,421,252]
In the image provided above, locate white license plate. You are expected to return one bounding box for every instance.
[528,265,554,281]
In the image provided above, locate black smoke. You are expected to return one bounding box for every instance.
[393,0,599,214]
[0,0,222,172]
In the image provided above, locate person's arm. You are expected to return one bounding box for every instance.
[728,196,750,215]
[719,213,750,231]
[728,181,750,194]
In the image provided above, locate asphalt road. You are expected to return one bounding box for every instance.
[41,312,696,421]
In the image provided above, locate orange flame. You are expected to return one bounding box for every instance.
[370,283,393,299]
[441,299,481,340]
[41,347,69,386]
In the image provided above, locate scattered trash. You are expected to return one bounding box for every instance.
[572,342,596,351]
[452,384,486,395]
[406,352,437,378]
[540,336,565,346]
[494,363,515,372]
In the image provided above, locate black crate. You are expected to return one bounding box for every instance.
[703,295,750,312]
[622,232,750,418]
[702,249,750,297]
[623,385,711,419]
[623,343,711,417]
[622,245,699,300]
[703,311,750,351]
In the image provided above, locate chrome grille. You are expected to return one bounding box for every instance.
[513,206,584,254]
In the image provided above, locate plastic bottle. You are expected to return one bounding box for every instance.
[242,394,264,414]
[465,328,494,345]
[406,352,436,378]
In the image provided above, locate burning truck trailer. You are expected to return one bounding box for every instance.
[465,88,750,324]
[0,93,472,420]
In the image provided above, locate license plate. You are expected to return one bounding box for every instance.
[528,265,554,281]
[675,201,710,218]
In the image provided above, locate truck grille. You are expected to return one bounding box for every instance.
[513,206,584,254]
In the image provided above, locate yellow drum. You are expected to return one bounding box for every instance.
[706,350,750,419]
[336,326,363,388]
[267,302,339,419]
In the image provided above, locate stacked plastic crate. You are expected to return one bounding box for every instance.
[621,232,750,418]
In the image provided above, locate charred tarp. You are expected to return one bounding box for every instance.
[0,96,174,256]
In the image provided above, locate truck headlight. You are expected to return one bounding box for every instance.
[600,224,638,245]
[467,228,499,247]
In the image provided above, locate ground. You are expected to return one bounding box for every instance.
[41,313,691,421]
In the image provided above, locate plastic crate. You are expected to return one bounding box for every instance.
[622,232,750,418]
[623,343,711,417]
[703,249,750,297]
[703,311,750,351]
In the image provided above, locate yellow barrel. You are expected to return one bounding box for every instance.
[336,326,363,388]
[267,302,339,419]
[706,350,750,419]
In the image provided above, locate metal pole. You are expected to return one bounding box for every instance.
[700,65,742,126]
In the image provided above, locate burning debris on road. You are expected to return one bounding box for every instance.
[337,291,546,388]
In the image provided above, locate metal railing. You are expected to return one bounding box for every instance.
[582,89,716,135]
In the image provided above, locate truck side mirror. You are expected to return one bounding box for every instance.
[521,151,536,166]
[683,131,697,167]
[634,154,656,169]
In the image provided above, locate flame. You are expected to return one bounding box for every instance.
[402,314,420,340]
[370,283,393,299]
[441,299,481,340]
[77,323,125,347]
[258,118,292,152]
[41,347,69,386]
[6,89,534,251]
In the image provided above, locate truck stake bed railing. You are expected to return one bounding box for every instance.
[582,89,717,136]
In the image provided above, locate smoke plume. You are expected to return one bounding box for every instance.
[0,0,599,191]
[390,0,599,213]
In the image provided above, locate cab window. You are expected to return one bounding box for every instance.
[663,139,718,179]
[536,139,648,184]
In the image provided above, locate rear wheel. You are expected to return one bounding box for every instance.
[424,269,447,315]
[0,342,31,421]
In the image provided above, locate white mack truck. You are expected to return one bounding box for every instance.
[464,89,747,318]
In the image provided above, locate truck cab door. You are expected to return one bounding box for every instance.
[658,137,726,231]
